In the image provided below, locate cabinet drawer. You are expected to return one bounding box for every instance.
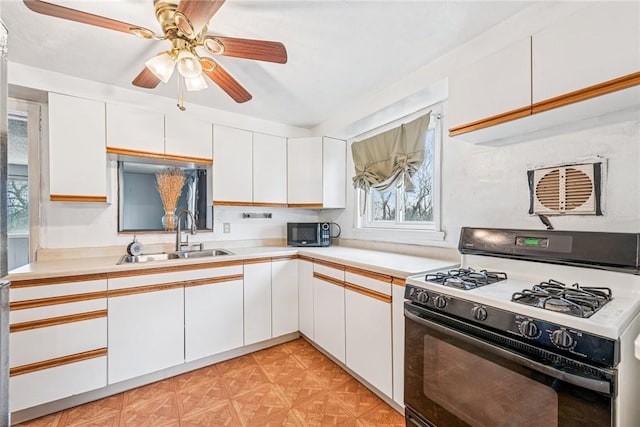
[108,264,243,290]
[10,355,107,412]
[345,269,391,296]
[313,262,345,282]
[11,279,107,302]
[10,299,107,324]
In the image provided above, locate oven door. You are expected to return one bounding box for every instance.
[404,303,615,427]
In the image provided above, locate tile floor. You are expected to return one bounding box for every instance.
[17,338,405,426]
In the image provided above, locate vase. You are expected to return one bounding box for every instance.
[162,208,177,231]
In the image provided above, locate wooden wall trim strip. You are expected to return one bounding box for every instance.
[313,272,344,288]
[108,282,184,298]
[106,147,213,165]
[345,282,391,303]
[10,348,107,377]
[313,259,345,271]
[10,310,107,333]
[11,273,109,288]
[286,203,323,208]
[272,255,298,262]
[344,266,391,283]
[532,71,640,114]
[50,195,108,203]
[392,277,406,287]
[243,257,272,265]
[107,260,245,278]
[10,291,107,311]
[184,275,243,288]
[298,255,315,263]
[448,106,532,137]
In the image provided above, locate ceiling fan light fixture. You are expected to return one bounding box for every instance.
[184,75,208,92]
[145,51,176,83]
[176,50,202,79]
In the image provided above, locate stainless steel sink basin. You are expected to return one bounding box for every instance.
[118,249,234,264]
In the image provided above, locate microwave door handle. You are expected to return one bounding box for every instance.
[404,309,613,396]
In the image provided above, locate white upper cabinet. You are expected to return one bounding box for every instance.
[532,2,640,103]
[253,133,287,205]
[48,93,108,202]
[106,103,164,154]
[448,37,532,132]
[288,137,346,208]
[165,113,213,160]
[212,125,253,204]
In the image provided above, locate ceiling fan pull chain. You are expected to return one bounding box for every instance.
[177,75,186,111]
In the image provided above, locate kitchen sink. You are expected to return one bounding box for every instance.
[117,249,234,264]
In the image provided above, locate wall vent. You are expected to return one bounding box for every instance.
[528,163,602,216]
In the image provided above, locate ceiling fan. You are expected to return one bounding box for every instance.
[23,0,288,106]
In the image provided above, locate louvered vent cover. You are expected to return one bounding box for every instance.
[532,164,598,215]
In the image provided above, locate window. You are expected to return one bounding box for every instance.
[358,105,442,233]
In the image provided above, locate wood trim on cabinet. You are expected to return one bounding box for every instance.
[10,291,107,311]
[287,203,323,208]
[344,266,391,283]
[106,147,213,165]
[532,71,640,114]
[448,105,532,137]
[11,273,109,288]
[344,282,391,303]
[49,194,108,203]
[213,200,252,206]
[313,259,346,271]
[313,272,344,288]
[10,348,107,377]
[252,202,288,208]
[107,282,184,298]
[243,257,272,265]
[184,275,244,288]
[392,277,406,287]
[10,310,108,333]
[298,255,316,263]
[107,260,245,278]
[272,255,298,262]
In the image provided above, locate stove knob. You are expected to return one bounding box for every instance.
[416,291,429,304]
[551,329,574,349]
[434,296,447,309]
[471,305,488,321]
[519,320,539,339]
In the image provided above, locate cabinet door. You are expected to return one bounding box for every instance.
[322,137,346,209]
[48,93,107,201]
[106,103,164,154]
[272,258,299,337]
[243,261,272,345]
[213,125,253,204]
[185,279,244,362]
[313,276,345,363]
[532,2,640,103]
[287,137,323,206]
[448,37,532,131]
[108,288,184,384]
[165,113,213,160]
[345,289,392,397]
[298,259,314,339]
[253,133,287,205]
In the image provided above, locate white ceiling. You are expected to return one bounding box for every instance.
[1,0,533,129]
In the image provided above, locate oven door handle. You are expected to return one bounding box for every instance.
[405,308,613,396]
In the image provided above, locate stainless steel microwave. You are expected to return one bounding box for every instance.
[287,222,331,247]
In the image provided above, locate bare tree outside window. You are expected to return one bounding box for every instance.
[371,189,396,221]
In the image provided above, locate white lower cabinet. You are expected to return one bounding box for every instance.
[108,287,184,384]
[185,278,244,362]
[298,259,314,339]
[313,274,346,363]
[244,261,273,345]
[272,258,299,337]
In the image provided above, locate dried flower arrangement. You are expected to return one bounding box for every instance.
[156,168,185,230]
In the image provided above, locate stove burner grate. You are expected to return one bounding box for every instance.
[511,279,612,318]
[425,268,507,290]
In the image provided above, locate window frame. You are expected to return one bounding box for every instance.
[354,103,443,239]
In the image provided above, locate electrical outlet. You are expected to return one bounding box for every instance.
[223,222,231,233]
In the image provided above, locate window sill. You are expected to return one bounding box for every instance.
[352,227,445,245]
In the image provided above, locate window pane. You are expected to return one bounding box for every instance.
[403,127,435,222]
[7,177,29,234]
[370,188,396,221]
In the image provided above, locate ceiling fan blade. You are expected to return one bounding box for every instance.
[201,59,252,103]
[23,0,155,38]
[205,36,287,64]
[132,68,161,89]
[176,0,225,36]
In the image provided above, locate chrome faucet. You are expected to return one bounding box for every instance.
[176,209,197,252]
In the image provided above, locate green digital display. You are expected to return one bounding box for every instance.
[516,236,549,248]
[524,238,540,245]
